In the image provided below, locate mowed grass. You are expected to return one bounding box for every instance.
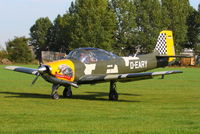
[0,65,200,134]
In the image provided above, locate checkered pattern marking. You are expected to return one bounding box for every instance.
[154,33,167,55]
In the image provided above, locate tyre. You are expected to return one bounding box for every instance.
[52,93,59,100]
[63,86,72,98]
[109,91,118,101]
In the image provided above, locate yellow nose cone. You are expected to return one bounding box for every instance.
[46,59,75,82]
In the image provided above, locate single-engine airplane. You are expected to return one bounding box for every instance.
[5,30,183,100]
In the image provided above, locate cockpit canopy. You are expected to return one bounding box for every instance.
[67,48,119,64]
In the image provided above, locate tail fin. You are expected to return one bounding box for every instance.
[154,30,175,62]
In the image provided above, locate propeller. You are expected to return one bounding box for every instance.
[30,64,78,88]
[31,47,46,86]
[31,74,40,85]
[31,65,48,86]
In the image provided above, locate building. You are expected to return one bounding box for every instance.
[180,48,195,66]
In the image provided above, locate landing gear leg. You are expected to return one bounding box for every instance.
[109,81,118,101]
[51,84,60,99]
[63,86,72,98]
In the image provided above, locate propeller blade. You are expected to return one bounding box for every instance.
[31,65,48,86]
[31,74,40,85]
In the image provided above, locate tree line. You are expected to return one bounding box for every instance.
[2,0,200,63]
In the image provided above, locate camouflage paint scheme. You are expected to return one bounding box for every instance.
[5,30,183,100]
[44,49,174,85]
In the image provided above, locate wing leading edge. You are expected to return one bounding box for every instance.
[79,70,183,83]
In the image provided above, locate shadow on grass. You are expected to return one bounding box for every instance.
[0,91,50,99]
[70,92,141,102]
[0,91,141,102]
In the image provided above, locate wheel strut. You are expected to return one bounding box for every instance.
[109,81,118,101]
[63,86,72,98]
[51,84,60,99]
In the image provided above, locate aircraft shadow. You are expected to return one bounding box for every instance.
[0,91,141,102]
[69,92,141,102]
[0,91,50,99]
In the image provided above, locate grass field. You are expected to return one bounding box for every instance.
[0,65,200,134]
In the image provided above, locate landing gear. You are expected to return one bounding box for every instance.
[51,84,60,99]
[109,81,118,101]
[50,84,73,99]
[63,86,72,98]
[161,74,165,79]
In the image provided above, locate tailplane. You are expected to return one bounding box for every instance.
[154,30,175,62]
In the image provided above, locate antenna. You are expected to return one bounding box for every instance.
[133,45,141,57]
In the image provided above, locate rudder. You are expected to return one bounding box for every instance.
[154,30,175,62]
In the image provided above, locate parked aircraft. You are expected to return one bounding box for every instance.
[5,30,183,100]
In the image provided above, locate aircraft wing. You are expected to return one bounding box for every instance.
[79,70,183,83]
[4,66,38,75]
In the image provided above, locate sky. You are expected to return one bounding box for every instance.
[0,0,199,49]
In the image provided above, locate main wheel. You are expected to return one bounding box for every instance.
[109,91,118,101]
[63,86,72,98]
[52,93,59,100]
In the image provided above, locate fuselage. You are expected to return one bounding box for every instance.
[44,52,169,85]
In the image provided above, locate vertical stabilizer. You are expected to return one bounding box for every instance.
[154,30,175,62]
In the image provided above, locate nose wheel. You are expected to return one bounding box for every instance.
[63,86,72,98]
[109,81,118,101]
[52,93,59,99]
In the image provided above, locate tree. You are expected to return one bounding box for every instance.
[134,0,163,53]
[186,6,200,50]
[47,15,71,52]
[110,0,137,55]
[30,17,53,63]
[6,37,33,63]
[161,0,190,52]
[67,0,116,51]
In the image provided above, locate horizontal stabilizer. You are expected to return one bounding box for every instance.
[156,55,192,58]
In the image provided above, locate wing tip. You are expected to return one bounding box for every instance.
[169,70,183,74]
[4,66,19,70]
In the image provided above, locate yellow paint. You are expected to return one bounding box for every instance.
[160,30,175,62]
[46,59,75,82]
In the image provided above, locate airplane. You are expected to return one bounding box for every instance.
[5,30,183,100]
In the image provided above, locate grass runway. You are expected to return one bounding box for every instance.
[0,65,200,134]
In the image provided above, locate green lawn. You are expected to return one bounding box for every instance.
[0,65,200,134]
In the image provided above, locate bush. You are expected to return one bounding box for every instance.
[6,37,33,63]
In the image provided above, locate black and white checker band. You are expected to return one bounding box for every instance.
[154,33,167,55]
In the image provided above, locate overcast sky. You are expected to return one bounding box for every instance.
[0,0,199,49]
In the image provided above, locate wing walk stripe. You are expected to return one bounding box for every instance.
[79,70,183,82]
